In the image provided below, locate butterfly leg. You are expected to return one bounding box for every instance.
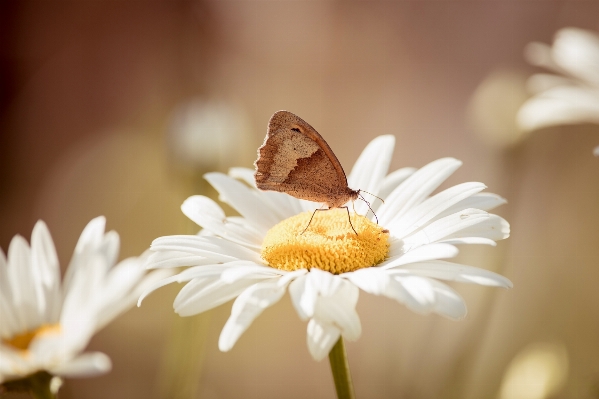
[300,206,328,235]
[340,206,358,235]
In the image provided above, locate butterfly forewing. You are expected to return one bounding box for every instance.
[254,111,357,208]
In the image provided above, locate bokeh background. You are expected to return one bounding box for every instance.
[1,2,599,398]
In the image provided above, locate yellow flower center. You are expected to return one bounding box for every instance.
[3,324,61,352]
[261,209,390,274]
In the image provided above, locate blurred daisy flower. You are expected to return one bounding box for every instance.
[517,27,599,154]
[139,135,511,361]
[0,217,169,394]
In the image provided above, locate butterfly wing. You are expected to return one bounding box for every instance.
[254,111,352,207]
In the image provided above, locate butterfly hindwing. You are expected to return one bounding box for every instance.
[255,111,353,207]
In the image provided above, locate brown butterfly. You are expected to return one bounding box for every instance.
[254,111,378,234]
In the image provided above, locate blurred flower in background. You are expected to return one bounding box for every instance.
[498,342,569,399]
[166,99,252,172]
[0,217,169,394]
[517,27,599,153]
[467,69,530,149]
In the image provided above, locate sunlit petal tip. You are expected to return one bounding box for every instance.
[50,352,112,378]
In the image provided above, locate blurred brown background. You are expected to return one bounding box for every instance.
[2,1,599,398]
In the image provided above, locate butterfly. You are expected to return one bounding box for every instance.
[254,111,379,234]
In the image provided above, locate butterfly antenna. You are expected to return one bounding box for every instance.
[358,193,379,224]
[359,189,384,204]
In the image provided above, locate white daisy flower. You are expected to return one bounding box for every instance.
[0,217,170,385]
[517,27,599,154]
[139,135,512,361]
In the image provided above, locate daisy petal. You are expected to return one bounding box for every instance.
[229,167,305,219]
[306,318,341,362]
[428,279,467,320]
[151,235,261,263]
[439,237,497,246]
[429,192,507,223]
[379,167,416,198]
[220,264,283,283]
[145,251,215,269]
[379,243,459,269]
[391,182,487,238]
[347,135,395,215]
[393,260,513,288]
[181,196,262,248]
[394,275,436,314]
[204,172,279,232]
[378,158,462,225]
[7,235,36,332]
[218,279,287,351]
[343,268,393,296]
[31,221,61,323]
[49,352,112,378]
[173,274,271,316]
[402,209,508,248]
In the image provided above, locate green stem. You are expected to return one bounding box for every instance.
[328,337,356,399]
[1,372,56,399]
[29,372,55,399]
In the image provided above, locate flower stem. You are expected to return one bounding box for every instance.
[29,372,55,399]
[1,372,56,399]
[328,337,355,399]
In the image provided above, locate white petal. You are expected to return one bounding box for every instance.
[181,196,262,248]
[379,243,459,269]
[31,221,61,324]
[552,28,599,86]
[173,274,270,316]
[6,235,37,332]
[433,193,507,220]
[204,172,279,233]
[288,274,311,320]
[347,135,395,215]
[394,275,437,314]
[141,265,234,307]
[218,279,287,351]
[517,87,599,130]
[314,290,361,341]
[378,158,462,225]
[393,260,513,288]
[0,248,19,338]
[73,216,106,254]
[377,167,417,203]
[289,269,343,319]
[150,235,261,263]
[49,352,112,378]
[439,237,497,246]
[306,318,340,361]
[228,167,257,187]
[220,264,284,283]
[427,279,467,320]
[390,182,487,238]
[402,209,508,249]
[343,268,395,296]
[229,167,306,219]
[60,255,106,331]
[438,214,510,243]
[145,250,215,269]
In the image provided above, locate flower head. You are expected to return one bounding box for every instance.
[517,27,599,149]
[140,135,511,361]
[0,217,168,383]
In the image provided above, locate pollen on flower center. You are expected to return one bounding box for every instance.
[261,208,390,274]
[3,324,61,352]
